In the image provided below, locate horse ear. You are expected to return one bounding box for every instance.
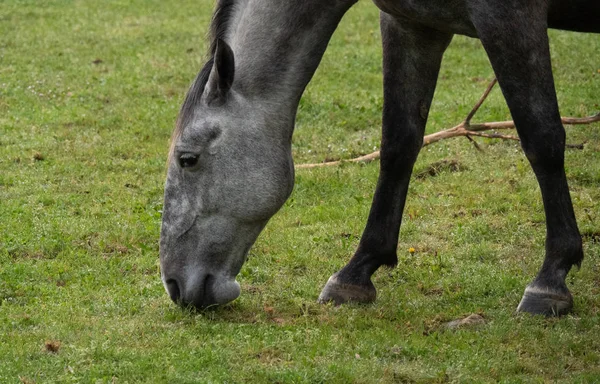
[205,39,235,105]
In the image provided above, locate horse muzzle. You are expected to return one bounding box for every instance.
[162,271,241,309]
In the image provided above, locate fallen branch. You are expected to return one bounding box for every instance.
[296,79,599,169]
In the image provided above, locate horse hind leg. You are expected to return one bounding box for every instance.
[472,5,583,316]
[318,15,453,305]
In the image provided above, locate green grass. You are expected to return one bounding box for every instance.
[1,0,599,382]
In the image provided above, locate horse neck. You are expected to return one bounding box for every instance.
[228,0,357,115]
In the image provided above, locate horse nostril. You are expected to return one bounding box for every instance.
[204,274,214,293]
[165,278,181,303]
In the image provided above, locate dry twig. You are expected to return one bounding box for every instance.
[296,79,599,169]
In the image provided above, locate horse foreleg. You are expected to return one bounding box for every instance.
[318,14,453,305]
[472,3,583,316]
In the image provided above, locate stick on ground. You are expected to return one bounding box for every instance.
[296,79,599,169]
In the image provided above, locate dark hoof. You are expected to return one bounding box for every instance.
[317,274,376,305]
[516,285,573,317]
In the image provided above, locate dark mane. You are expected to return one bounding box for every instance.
[172,0,238,143]
[208,0,237,55]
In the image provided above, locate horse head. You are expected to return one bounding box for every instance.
[160,40,294,308]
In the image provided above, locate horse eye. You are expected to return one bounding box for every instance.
[178,153,200,169]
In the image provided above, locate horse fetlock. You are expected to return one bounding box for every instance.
[317,273,376,305]
[516,283,573,317]
[547,236,584,269]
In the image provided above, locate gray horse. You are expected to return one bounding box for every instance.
[159,0,599,315]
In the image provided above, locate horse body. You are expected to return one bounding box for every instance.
[160,0,598,314]
[373,0,600,36]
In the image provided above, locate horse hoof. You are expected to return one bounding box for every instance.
[317,274,376,305]
[516,285,573,317]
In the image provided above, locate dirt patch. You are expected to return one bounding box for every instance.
[44,340,61,353]
[415,159,466,179]
[444,313,486,330]
[582,231,600,244]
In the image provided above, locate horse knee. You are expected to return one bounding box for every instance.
[380,129,423,169]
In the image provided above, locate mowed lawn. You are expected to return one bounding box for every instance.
[1,0,599,382]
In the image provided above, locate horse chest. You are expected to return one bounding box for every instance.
[372,0,477,36]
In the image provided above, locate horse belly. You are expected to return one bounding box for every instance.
[548,0,600,33]
[373,0,477,36]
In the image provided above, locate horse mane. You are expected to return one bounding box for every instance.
[171,0,238,147]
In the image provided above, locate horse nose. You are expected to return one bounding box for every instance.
[163,272,241,309]
[163,273,216,309]
[186,274,215,309]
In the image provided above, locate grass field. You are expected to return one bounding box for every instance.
[1,0,599,382]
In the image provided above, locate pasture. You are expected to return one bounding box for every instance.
[1,0,599,382]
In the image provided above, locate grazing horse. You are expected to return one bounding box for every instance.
[159,0,599,315]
